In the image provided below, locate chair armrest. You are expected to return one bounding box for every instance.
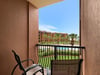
[11,59,34,75]
[25,64,43,72]
[21,59,34,64]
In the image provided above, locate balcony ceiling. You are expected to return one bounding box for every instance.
[27,0,63,8]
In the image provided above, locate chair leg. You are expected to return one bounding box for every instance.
[42,68,44,75]
[22,72,26,75]
[33,73,35,75]
[22,73,26,75]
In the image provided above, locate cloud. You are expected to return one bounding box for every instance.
[39,24,57,32]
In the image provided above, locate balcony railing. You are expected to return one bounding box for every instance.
[36,44,85,68]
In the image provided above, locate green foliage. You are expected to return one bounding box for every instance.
[69,33,77,39]
[39,32,79,45]
[38,55,79,68]
[38,49,80,57]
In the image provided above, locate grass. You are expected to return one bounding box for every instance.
[38,48,81,68]
[38,55,79,68]
[38,49,80,57]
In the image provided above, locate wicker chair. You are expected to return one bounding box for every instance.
[11,50,44,75]
[51,59,83,75]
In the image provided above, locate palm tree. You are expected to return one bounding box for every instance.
[69,33,78,46]
[75,35,79,45]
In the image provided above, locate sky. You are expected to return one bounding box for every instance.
[39,0,79,35]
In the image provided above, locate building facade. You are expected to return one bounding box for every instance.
[39,31,68,44]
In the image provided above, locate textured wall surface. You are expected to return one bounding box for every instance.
[81,0,100,75]
[0,0,38,75]
[0,0,27,74]
[29,3,39,64]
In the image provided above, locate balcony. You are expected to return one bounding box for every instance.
[36,44,85,75]
[1,0,100,75]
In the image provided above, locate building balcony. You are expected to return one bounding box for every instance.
[36,44,85,75]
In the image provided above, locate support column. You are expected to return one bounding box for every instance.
[27,2,39,65]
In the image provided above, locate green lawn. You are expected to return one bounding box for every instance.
[38,55,79,68]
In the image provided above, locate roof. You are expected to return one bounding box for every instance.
[27,0,64,8]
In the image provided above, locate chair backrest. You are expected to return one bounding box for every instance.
[51,59,83,75]
[12,50,25,71]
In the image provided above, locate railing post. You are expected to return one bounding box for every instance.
[54,46,57,60]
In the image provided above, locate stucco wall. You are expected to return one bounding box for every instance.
[81,0,100,75]
[29,3,39,64]
[0,0,38,75]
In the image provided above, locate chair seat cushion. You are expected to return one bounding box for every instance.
[36,68,51,75]
[25,64,42,75]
